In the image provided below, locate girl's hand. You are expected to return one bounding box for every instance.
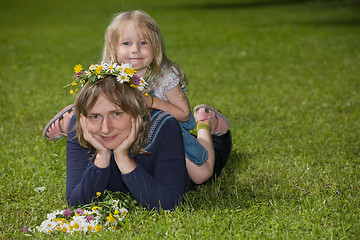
[80,115,111,168]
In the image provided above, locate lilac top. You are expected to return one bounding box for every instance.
[152,69,184,102]
[66,110,189,210]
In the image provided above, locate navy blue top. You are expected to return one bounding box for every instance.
[66,110,189,210]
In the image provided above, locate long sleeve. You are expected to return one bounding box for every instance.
[66,115,112,206]
[65,112,189,210]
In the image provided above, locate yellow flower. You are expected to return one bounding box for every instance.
[74,64,83,73]
[73,223,79,229]
[95,65,103,75]
[62,227,67,233]
[106,214,115,223]
[92,206,99,211]
[96,192,101,197]
[95,225,101,232]
[124,67,136,75]
[114,210,120,215]
[70,90,74,94]
[72,82,77,86]
[88,226,93,231]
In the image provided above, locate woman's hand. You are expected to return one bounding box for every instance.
[80,115,111,168]
[113,116,141,173]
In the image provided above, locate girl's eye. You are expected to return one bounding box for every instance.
[123,42,130,46]
[140,41,147,46]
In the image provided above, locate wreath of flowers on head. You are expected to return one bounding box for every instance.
[67,62,149,95]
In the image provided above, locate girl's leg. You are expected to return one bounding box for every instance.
[186,105,230,184]
[43,104,74,141]
[186,120,215,184]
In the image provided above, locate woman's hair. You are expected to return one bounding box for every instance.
[74,76,150,157]
[102,10,188,91]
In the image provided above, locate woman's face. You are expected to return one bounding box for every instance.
[115,21,154,78]
[86,94,132,150]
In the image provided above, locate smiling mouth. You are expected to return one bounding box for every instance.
[102,135,117,141]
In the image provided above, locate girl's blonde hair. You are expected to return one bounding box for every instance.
[74,76,150,157]
[102,10,187,91]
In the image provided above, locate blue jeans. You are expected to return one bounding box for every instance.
[179,113,208,166]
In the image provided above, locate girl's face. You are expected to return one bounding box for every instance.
[116,21,154,77]
[86,94,132,150]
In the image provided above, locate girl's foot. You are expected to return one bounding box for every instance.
[43,104,74,141]
[193,104,230,136]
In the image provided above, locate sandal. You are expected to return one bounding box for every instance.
[43,104,74,141]
[193,104,230,136]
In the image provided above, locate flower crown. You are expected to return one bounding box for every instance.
[67,62,148,94]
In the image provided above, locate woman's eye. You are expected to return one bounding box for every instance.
[114,111,123,117]
[88,114,100,120]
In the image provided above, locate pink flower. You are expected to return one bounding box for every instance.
[21,226,29,233]
[131,75,140,86]
[86,215,94,222]
[63,208,73,217]
[75,208,84,215]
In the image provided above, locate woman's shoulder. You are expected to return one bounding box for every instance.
[150,110,179,131]
[144,110,180,151]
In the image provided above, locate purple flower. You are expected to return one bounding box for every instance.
[86,215,94,222]
[21,226,29,233]
[74,71,84,80]
[75,208,84,215]
[63,208,73,217]
[131,75,140,86]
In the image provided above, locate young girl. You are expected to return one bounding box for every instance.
[43,10,231,185]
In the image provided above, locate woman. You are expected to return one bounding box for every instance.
[65,63,232,211]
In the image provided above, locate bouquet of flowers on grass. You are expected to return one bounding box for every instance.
[23,191,130,235]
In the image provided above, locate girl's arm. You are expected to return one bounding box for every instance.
[151,85,191,122]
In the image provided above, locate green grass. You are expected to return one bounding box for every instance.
[1,0,360,238]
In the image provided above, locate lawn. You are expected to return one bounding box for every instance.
[1,0,359,238]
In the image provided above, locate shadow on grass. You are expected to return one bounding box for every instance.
[294,18,360,27]
[185,150,284,210]
[158,0,359,10]
[175,0,307,10]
